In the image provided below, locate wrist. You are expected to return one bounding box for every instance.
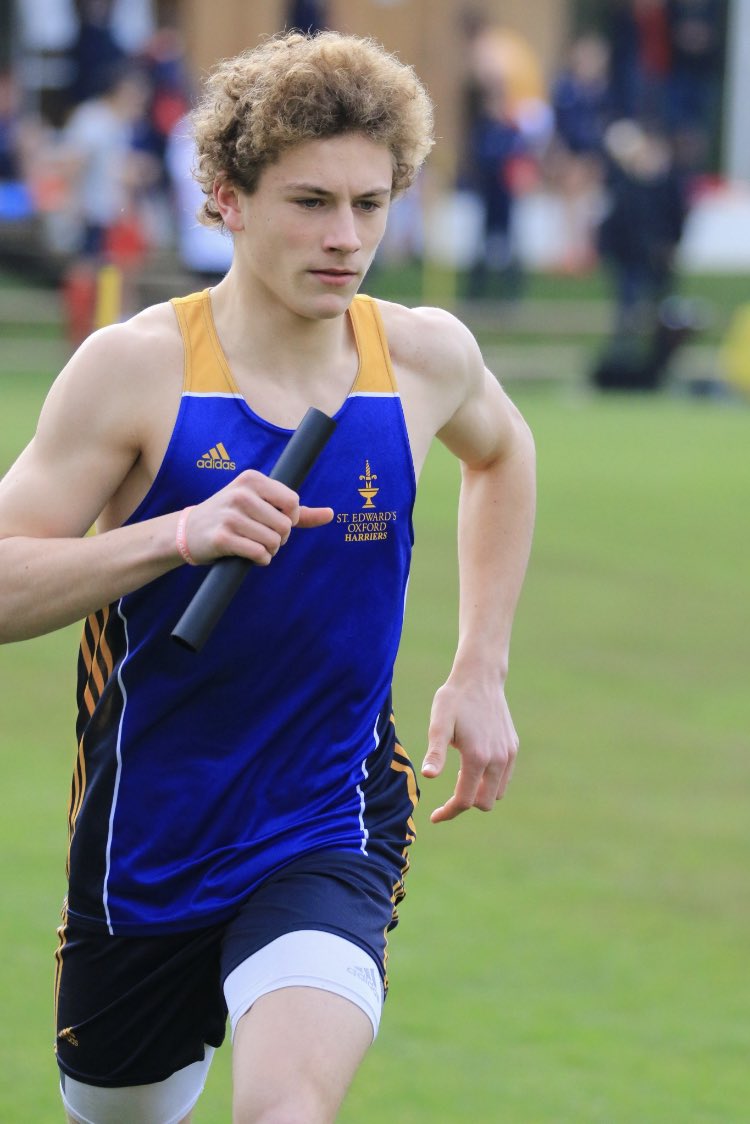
[175,507,198,566]
[450,646,509,687]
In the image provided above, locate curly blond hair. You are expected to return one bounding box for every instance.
[190,31,435,226]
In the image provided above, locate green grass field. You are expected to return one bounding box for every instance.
[0,282,748,1121]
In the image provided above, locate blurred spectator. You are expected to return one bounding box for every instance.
[68,0,127,107]
[14,0,155,127]
[59,61,157,342]
[464,20,551,148]
[285,1,330,33]
[109,0,157,55]
[598,119,687,331]
[665,0,726,175]
[592,118,690,389]
[605,0,672,123]
[0,68,36,223]
[165,114,233,281]
[547,33,612,273]
[133,24,194,246]
[465,79,528,300]
[602,0,727,180]
[632,0,672,121]
[15,0,78,127]
[61,61,154,261]
[0,69,23,181]
[460,18,548,299]
[552,35,612,157]
[141,26,193,156]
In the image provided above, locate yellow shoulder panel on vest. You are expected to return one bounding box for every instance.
[349,295,399,395]
[171,290,239,395]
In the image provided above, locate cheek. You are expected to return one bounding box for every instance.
[363,216,388,254]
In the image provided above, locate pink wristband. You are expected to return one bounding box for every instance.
[175,506,197,566]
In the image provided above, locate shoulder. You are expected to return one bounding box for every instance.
[366,297,494,472]
[40,300,183,446]
[374,299,483,402]
[0,300,186,538]
[65,300,181,389]
[368,296,529,471]
[375,299,480,368]
[86,298,180,351]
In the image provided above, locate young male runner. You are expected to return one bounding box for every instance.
[0,31,536,1124]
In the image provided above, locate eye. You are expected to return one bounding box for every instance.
[296,198,324,209]
[357,200,381,212]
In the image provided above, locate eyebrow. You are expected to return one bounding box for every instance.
[285,183,392,198]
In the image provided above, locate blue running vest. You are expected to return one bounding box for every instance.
[67,291,418,934]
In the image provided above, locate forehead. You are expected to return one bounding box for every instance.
[260,133,394,194]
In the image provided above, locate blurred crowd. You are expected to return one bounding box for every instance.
[0,0,729,378]
[458,3,723,288]
[453,0,726,388]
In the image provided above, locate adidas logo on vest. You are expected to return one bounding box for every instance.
[196,442,236,470]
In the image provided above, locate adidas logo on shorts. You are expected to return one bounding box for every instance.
[347,964,379,994]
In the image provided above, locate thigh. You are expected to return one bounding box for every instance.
[220,852,400,1123]
[232,984,372,1124]
[55,915,227,1089]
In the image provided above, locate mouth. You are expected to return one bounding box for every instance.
[309,269,358,287]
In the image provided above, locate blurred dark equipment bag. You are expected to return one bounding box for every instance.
[590,297,704,391]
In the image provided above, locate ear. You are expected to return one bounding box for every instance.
[213,176,244,232]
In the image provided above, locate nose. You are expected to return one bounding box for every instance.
[323,206,362,254]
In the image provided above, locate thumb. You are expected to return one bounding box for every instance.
[297,505,334,528]
[422,706,451,778]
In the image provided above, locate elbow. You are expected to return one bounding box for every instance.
[489,407,536,474]
[0,615,21,646]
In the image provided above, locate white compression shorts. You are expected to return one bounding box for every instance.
[60,1049,214,1124]
[223,928,384,1040]
[60,929,383,1124]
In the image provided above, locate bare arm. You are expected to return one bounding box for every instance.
[0,321,332,643]
[390,306,536,821]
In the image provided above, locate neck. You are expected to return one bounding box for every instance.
[214,268,354,368]
[207,270,360,424]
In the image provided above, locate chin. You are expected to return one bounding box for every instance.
[301,294,355,321]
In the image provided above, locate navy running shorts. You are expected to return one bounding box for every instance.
[55,849,407,1089]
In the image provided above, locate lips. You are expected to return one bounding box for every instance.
[310,269,357,285]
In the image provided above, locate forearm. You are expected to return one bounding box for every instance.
[453,416,536,682]
[0,513,182,643]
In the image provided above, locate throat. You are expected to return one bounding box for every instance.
[234,360,358,429]
[210,295,361,426]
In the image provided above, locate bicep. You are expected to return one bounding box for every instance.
[437,363,523,470]
[0,441,133,541]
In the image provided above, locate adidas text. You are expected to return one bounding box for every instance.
[197,442,236,470]
[196,458,236,469]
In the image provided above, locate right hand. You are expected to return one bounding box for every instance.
[181,470,333,566]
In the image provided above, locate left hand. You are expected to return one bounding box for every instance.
[421,676,519,823]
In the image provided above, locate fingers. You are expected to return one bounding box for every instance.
[429,744,517,824]
[215,480,295,565]
[423,687,519,823]
[185,472,332,566]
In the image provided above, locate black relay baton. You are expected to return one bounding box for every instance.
[171,407,336,653]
